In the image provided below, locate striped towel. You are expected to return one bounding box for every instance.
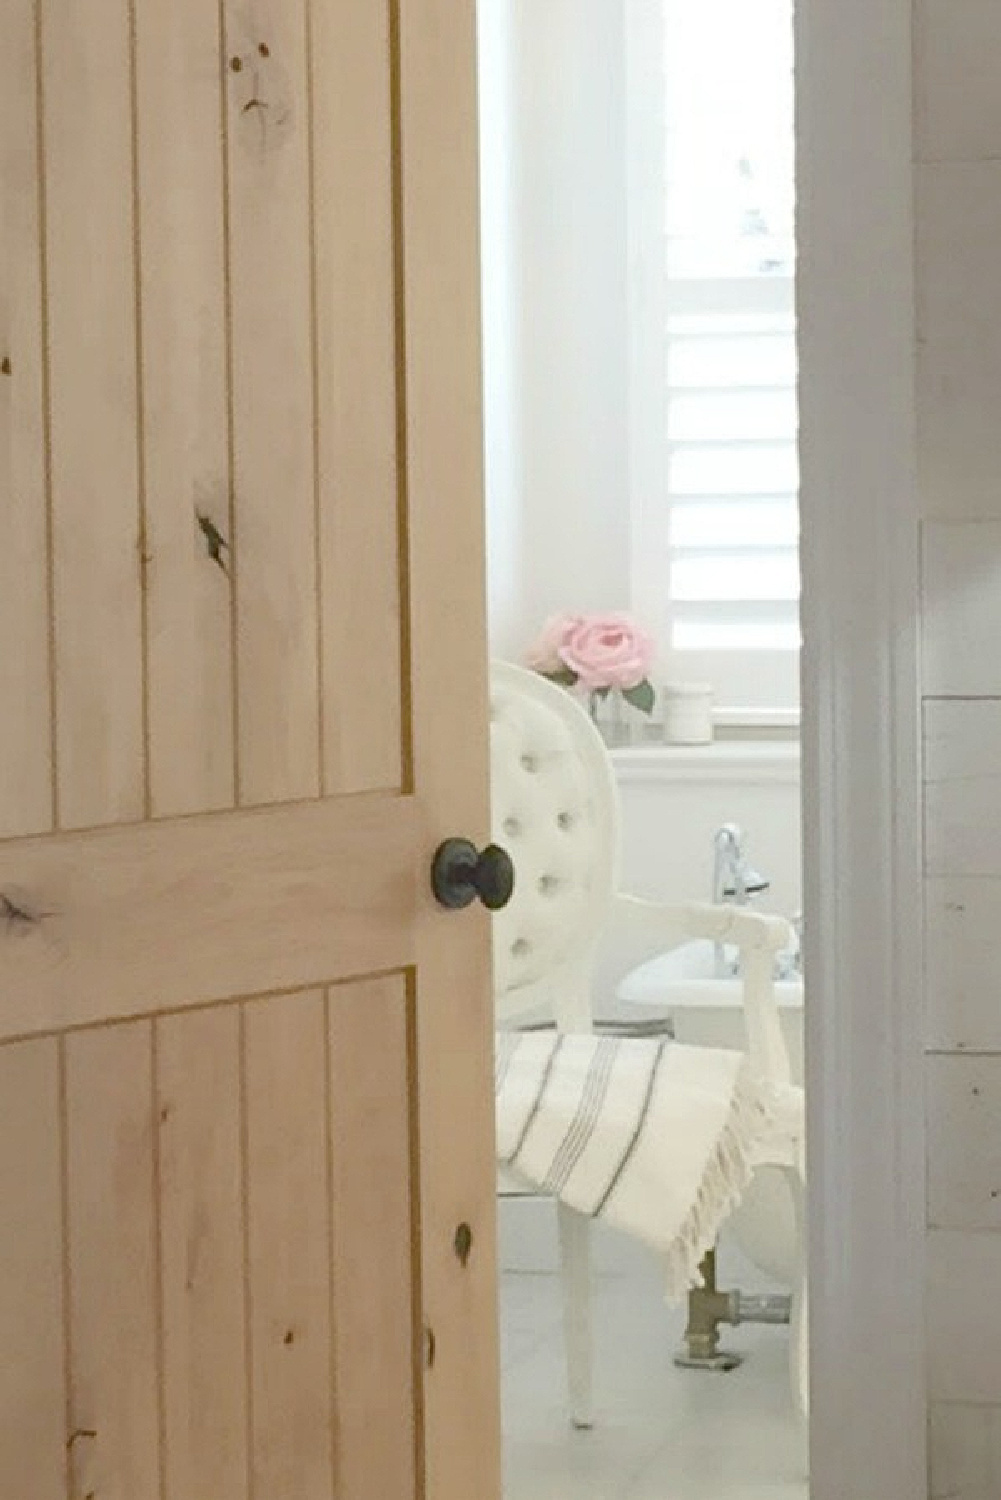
[495,1030,777,1302]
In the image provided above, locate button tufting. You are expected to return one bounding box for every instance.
[538,875,560,896]
[503,816,521,837]
[511,938,530,958]
[520,753,539,772]
[557,811,575,830]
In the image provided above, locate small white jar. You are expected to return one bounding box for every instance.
[661,682,714,745]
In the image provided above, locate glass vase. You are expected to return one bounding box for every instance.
[588,690,630,748]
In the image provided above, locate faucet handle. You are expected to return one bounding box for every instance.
[722,867,770,899]
[715,822,744,851]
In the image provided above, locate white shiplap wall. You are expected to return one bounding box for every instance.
[918,4,1001,1493]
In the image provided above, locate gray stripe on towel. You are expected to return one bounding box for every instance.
[505,1034,564,1171]
[592,1039,669,1217]
[541,1037,619,1197]
[494,1031,521,1096]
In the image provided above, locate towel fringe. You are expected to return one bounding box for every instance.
[661,1065,778,1305]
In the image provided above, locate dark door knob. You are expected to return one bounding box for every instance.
[431,839,515,911]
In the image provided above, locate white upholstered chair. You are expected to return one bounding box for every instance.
[489,661,807,1428]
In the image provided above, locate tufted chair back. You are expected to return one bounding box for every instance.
[490,662,621,1029]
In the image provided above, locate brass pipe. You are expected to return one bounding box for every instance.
[674,1247,792,1372]
[675,1249,743,1371]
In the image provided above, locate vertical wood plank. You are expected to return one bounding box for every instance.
[0,0,53,837]
[42,0,144,829]
[223,1,320,806]
[328,976,417,1500]
[400,0,502,1493]
[157,1008,247,1500]
[311,0,404,795]
[135,0,235,818]
[0,1040,65,1496]
[65,1023,159,1500]
[244,990,332,1496]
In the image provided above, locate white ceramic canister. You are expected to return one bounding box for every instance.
[661,682,714,744]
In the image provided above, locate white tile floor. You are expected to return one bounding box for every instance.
[500,1264,808,1500]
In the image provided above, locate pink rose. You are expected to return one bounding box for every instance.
[524,613,582,674]
[559,614,655,691]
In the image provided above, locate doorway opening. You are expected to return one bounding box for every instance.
[478,3,808,1495]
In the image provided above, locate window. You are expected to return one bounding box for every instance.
[627,0,800,721]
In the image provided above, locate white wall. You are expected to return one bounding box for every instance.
[592,745,801,1012]
[478,0,631,661]
[916,6,1001,1494]
[614,749,801,913]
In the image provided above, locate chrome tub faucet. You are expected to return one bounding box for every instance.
[712,822,771,906]
[712,824,770,976]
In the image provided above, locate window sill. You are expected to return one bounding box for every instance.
[609,739,800,785]
[714,707,800,731]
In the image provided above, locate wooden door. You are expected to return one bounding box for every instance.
[0,2,499,1498]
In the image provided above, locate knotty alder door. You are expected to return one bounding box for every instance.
[0,0,500,1497]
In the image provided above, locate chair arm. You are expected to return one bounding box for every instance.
[752,1084,806,1173]
[612,894,791,957]
[612,895,793,1087]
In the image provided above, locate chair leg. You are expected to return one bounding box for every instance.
[785,1161,809,1428]
[790,1261,809,1426]
[556,1202,594,1429]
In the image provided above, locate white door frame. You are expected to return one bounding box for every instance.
[798,0,927,1496]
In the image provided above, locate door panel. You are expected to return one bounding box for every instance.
[244,990,334,1495]
[43,0,146,831]
[224,0,322,808]
[0,0,52,840]
[0,0,497,1496]
[311,0,404,797]
[157,1007,247,1500]
[65,1023,160,1500]
[0,1040,64,1497]
[135,0,235,820]
[0,980,420,1498]
[328,975,417,1500]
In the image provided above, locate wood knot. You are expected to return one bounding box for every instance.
[196,511,230,574]
[0,892,50,932]
[453,1222,473,1267]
